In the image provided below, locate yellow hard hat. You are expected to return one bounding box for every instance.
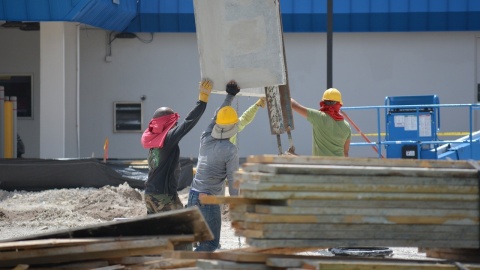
[322,88,343,105]
[216,106,239,125]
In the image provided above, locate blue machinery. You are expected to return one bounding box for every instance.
[342,95,480,160]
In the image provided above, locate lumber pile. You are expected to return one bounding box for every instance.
[210,155,480,250]
[0,207,211,269]
[162,248,480,270]
[0,236,197,269]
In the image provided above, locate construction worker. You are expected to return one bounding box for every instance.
[291,88,351,157]
[187,80,241,252]
[141,78,213,214]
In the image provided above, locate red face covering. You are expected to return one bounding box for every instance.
[319,101,344,121]
[141,113,180,149]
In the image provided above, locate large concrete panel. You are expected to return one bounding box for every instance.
[193,0,286,96]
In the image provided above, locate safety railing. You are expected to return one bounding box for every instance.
[341,103,480,160]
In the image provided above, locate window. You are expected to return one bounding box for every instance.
[114,102,143,132]
[0,74,33,118]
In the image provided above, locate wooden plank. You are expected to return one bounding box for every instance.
[6,260,111,270]
[90,265,124,270]
[229,212,479,225]
[162,250,272,263]
[239,181,478,194]
[0,246,172,268]
[0,237,173,267]
[0,237,139,251]
[109,256,163,265]
[0,235,194,252]
[199,195,276,206]
[195,259,272,270]
[286,199,478,210]
[300,260,473,270]
[2,207,212,243]
[231,246,321,254]
[232,222,478,235]
[246,154,477,170]
[246,238,480,249]
[235,171,478,187]
[136,258,197,269]
[239,190,479,201]
[250,205,478,218]
[241,163,477,178]
[236,228,477,240]
[424,248,480,262]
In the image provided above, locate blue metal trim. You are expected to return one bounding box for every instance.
[1,0,480,32]
[0,0,137,31]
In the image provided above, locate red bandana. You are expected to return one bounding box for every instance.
[319,101,344,121]
[141,113,180,149]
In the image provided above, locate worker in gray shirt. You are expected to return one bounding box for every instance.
[187,80,240,251]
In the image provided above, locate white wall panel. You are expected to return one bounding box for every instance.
[1,28,479,159]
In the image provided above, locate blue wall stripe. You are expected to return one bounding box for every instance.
[1,0,480,32]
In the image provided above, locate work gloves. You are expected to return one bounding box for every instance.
[255,97,266,108]
[199,79,213,103]
[226,80,240,96]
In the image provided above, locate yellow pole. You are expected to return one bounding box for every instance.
[0,86,4,157]
[4,98,13,158]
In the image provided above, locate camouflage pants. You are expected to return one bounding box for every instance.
[144,193,184,214]
[144,193,192,251]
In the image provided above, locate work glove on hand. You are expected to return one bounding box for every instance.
[226,80,240,96]
[255,97,266,108]
[198,79,213,103]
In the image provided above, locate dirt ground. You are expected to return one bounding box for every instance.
[0,183,432,260]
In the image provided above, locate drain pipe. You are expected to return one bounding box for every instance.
[76,23,81,157]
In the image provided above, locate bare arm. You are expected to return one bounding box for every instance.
[290,98,308,118]
[344,138,351,157]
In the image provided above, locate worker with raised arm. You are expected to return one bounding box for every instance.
[187,80,241,252]
[230,97,266,145]
[291,88,351,157]
[141,79,213,214]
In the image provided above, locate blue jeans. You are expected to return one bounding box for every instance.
[187,190,221,252]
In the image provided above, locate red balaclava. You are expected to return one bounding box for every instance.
[319,101,344,121]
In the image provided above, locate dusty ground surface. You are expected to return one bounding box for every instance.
[0,183,433,260]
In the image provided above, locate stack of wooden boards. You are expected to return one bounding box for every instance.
[216,155,480,252]
[0,236,198,269]
[0,207,212,269]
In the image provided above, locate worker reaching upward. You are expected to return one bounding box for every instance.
[291,88,351,157]
[230,97,266,146]
[188,80,241,252]
[141,79,213,214]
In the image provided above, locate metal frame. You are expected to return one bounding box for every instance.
[342,103,480,160]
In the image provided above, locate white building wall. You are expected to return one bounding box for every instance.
[0,28,40,158]
[1,26,479,159]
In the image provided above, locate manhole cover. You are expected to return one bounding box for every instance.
[329,247,393,257]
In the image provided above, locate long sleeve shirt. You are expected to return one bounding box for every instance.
[191,94,239,196]
[145,100,207,195]
[229,103,260,145]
